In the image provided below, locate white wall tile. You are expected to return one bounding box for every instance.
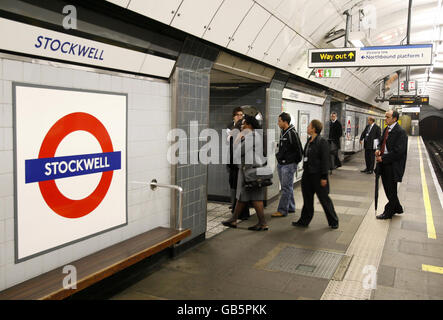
[1,104,13,128]
[5,241,14,265]
[3,128,12,151]
[0,221,5,245]
[2,81,12,104]
[23,63,41,84]
[3,60,23,82]
[111,75,123,92]
[41,65,59,86]
[0,262,5,291]
[5,262,24,288]
[99,74,112,91]
[0,174,13,198]
[56,68,74,88]
[0,151,13,174]
[5,218,14,242]
[2,196,13,220]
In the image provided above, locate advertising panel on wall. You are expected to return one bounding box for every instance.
[14,84,127,262]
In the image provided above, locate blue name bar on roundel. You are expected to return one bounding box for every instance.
[25,151,121,184]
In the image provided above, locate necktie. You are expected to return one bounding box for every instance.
[380,128,389,156]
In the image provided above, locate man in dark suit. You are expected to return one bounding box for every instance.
[328,112,343,168]
[360,117,381,174]
[375,110,408,220]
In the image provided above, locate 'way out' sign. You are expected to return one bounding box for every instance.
[14,84,127,262]
[308,44,433,68]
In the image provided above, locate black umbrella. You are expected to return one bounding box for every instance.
[374,162,381,216]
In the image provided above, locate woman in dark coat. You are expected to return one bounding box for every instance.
[227,112,250,220]
[293,120,339,229]
[222,115,268,231]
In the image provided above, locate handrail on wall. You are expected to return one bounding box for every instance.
[132,180,184,231]
[150,179,184,231]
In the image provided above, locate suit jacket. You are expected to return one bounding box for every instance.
[360,123,381,150]
[377,123,408,183]
[329,121,343,149]
[303,136,330,180]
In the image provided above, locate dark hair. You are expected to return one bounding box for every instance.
[392,110,400,122]
[233,119,243,130]
[311,120,323,134]
[232,107,243,117]
[279,112,291,125]
[244,114,261,130]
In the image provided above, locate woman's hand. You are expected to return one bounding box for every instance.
[320,179,328,187]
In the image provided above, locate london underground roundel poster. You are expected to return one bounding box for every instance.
[14,84,127,262]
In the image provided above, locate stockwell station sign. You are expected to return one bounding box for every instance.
[14,84,127,262]
[308,44,433,68]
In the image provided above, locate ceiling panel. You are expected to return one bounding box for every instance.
[203,0,254,47]
[263,25,296,65]
[170,0,223,37]
[227,3,271,55]
[247,15,285,61]
[127,0,182,25]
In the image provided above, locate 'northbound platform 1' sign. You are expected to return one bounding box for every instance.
[308,44,433,68]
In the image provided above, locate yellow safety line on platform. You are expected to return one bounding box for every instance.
[422,264,443,275]
[417,137,437,240]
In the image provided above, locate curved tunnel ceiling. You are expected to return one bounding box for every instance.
[107,0,443,110]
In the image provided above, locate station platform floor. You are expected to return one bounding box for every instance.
[110,137,443,300]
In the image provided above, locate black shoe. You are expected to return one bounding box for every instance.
[222,221,237,228]
[248,224,269,231]
[395,207,404,215]
[366,170,373,174]
[330,223,339,229]
[288,210,296,214]
[361,169,369,173]
[376,213,392,220]
[292,221,309,228]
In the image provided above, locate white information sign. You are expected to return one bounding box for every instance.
[0,17,176,78]
[308,44,433,68]
[14,84,127,262]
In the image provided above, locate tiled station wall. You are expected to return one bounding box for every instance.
[0,57,171,290]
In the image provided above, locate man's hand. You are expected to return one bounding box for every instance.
[375,150,381,157]
[320,179,328,188]
[376,156,383,163]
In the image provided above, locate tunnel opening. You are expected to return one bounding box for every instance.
[205,63,270,239]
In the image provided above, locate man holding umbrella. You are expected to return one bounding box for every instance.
[375,109,408,220]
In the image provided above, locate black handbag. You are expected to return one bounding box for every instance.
[243,165,273,189]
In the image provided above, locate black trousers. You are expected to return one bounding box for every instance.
[299,173,339,226]
[364,148,375,171]
[381,163,402,216]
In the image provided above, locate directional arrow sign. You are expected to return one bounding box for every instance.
[309,44,433,68]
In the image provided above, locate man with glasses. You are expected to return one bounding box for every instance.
[375,110,408,220]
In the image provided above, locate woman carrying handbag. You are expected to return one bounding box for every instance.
[222,114,269,231]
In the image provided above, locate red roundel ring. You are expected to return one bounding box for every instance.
[38,112,114,219]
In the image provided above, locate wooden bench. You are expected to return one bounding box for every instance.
[0,227,191,300]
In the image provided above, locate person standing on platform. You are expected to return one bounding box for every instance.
[293,120,339,229]
[227,107,250,220]
[360,117,381,174]
[223,115,268,231]
[375,110,408,220]
[272,112,303,218]
[329,112,343,168]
